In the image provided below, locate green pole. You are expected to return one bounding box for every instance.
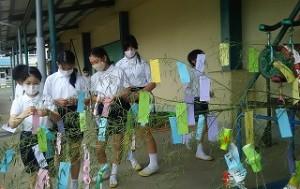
[23,26,29,66]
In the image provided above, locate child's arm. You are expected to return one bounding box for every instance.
[37,108,61,123]
[8,106,36,129]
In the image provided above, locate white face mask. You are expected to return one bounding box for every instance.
[23,84,40,96]
[125,50,136,58]
[92,62,106,71]
[58,68,73,77]
[83,72,89,77]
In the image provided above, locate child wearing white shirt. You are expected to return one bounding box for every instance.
[8,66,61,189]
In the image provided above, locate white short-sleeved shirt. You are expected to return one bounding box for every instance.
[115,56,152,87]
[10,93,57,131]
[43,71,86,99]
[90,65,130,98]
[15,84,24,98]
[184,68,201,97]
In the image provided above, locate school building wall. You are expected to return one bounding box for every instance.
[59,0,300,126]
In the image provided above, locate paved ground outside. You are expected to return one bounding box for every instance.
[0,87,296,189]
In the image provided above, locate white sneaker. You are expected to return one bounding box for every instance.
[129,160,143,171]
[138,166,159,177]
[195,153,213,161]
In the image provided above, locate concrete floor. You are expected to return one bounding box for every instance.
[0,87,294,189]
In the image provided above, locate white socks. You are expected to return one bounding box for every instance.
[110,163,118,186]
[148,153,159,169]
[71,179,78,189]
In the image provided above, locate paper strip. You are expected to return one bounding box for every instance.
[32,145,48,168]
[176,62,190,83]
[220,128,231,151]
[56,133,62,155]
[199,76,210,101]
[207,113,218,141]
[176,102,188,134]
[196,54,206,72]
[77,91,85,113]
[102,98,111,117]
[32,113,40,134]
[83,146,90,188]
[292,78,300,105]
[96,164,110,188]
[130,103,139,118]
[35,169,50,189]
[242,144,262,172]
[273,61,296,83]
[57,120,65,136]
[45,130,55,159]
[150,59,161,83]
[244,111,254,144]
[184,95,195,125]
[196,115,205,140]
[0,149,15,173]
[138,91,150,124]
[168,117,182,144]
[275,108,293,138]
[219,43,230,66]
[37,127,47,152]
[96,118,108,141]
[248,47,259,72]
[80,111,87,132]
[57,162,71,189]
[1,124,17,133]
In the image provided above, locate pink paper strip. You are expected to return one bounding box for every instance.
[35,169,50,189]
[102,98,111,117]
[83,146,90,189]
[32,113,40,134]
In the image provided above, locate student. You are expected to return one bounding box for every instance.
[115,35,159,177]
[12,64,28,98]
[184,49,213,161]
[43,50,86,189]
[8,66,61,189]
[87,47,131,188]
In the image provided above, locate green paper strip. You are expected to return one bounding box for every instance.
[37,128,47,152]
[79,111,87,132]
[176,102,188,134]
[248,47,259,72]
[138,91,150,124]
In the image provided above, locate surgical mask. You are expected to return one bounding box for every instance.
[58,68,73,77]
[125,50,136,58]
[23,84,40,96]
[83,72,89,77]
[92,62,105,71]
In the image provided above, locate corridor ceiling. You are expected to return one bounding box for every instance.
[0,0,115,53]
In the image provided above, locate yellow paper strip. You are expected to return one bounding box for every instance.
[273,61,296,83]
[219,43,230,66]
[150,59,161,83]
[244,110,254,144]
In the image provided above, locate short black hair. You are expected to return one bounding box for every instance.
[122,35,138,51]
[89,47,112,65]
[57,50,75,65]
[26,67,42,81]
[187,49,204,66]
[12,64,28,81]
[83,67,89,72]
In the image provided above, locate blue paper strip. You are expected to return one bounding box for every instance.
[77,91,85,113]
[57,162,71,189]
[130,103,138,117]
[57,120,65,136]
[168,117,182,144]
[275,108,293,138]
[0,149,15,173]
[45,130,55,159]
[196,115,205,140]
[96,118,108,141]
[176,62,190,83]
